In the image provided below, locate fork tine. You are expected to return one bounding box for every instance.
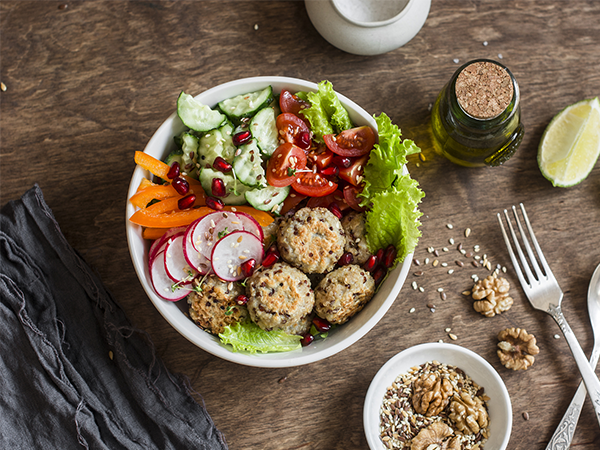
[511,205,545,281]
[497,211,530,289]
[518,203,554,280]
[502,208,537,286]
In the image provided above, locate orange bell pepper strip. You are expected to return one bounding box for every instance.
[134,151,171,181]
[129,184,180,209]
[222,206,274,227]
[136,177,156,193]
[130,206,215,228]
[142,227,170,241]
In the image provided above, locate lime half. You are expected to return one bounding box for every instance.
[538,97,600,187]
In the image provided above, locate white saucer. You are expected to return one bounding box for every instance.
[305,0,431,56]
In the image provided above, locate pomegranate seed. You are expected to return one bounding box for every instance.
[240,258,257,278]
[321,165,339,177]
[211,178,227,197]
[328,202,343,220]
[376,248,384,263]
[363,255,379,272]
[233,130,251,146]
[262,251,279,267]
[178,194,196,210]
[167,161,180,179]
[236,294,249,305]
[312,316,331,333]
[205,196,224,210]
[332,155,352,168]
[338,252,354,266]
[383,244,397,268]
[294,131,311,150]
[213,156,233,173]
[300,333,314,347]
[171,176,189,195]
[373,266,386,285]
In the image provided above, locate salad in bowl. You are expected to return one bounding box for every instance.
[126,77,424,367]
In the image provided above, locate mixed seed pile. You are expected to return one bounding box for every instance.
[380,361,490,450]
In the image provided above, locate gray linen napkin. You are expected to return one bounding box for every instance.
[0,185,228,450]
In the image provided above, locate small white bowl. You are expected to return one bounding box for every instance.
[126,76,414,368]
[305,0,431,56]
[364,343,512,450]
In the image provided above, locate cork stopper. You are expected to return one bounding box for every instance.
[455,61,514,119]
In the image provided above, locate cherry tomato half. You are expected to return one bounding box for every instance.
[276,113,311,145]
[308,145,335,170]
[343,184,366,212]
[266,143,308,187]
[292,171,338,197]
[338,154,369,186]
[280,89,310,116]
[323,126,376,157]
[306,189,350,210]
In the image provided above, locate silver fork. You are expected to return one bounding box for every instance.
[498,203,600,427]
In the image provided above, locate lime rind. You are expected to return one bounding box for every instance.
[538,97,600,187]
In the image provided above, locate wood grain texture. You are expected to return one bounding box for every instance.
[1,1,599,449]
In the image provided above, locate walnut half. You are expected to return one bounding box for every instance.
[448,390,489,435]
[410,421,461,450]
[412,372,454,417]
[497,327,540,370]
[472,275,514,317]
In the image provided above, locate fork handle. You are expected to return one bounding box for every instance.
[545,345,600,449]
[549,304,600,428]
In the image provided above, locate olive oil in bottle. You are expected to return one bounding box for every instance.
[431,59,524,167]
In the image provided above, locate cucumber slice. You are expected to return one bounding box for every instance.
[177,92,226,132]
[233,140,266,188]
[199,167,250,205]
[180,132,199,177]
[218,86,274,123]
[250,107,279,157]
[245,185,290,213]
[164,148,184,168]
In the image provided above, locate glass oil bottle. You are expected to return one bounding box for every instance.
[431,59,524,167]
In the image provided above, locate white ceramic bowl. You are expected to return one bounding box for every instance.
[305,0,431,56]
[126,76,413,368]
[364,343,512,450]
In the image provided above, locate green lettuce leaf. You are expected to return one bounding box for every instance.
[219,321,302,353]
[299,80,353,142]
[360,113,424,266]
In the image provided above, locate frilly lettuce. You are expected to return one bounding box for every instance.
[219,321,302,353]
[298,80,353,142]
[360,113,424,267]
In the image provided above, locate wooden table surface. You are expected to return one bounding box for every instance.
[2,1,600,449]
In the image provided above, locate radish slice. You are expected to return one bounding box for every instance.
[164,233,195,284]
[150,249,189,301]
[183,227,212,275]
[191,211,244,257]
[149,226,186,262]
[233,211,264,242]
[211,230,264,281]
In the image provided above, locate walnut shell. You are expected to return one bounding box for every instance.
[410,421,461,450]
[497,327,540,370]
[412,372,454,417]
[472,275,513,317]
[448,390,489,435]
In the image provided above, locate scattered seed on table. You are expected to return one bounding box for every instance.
[409,307,416,313]
[414,259,421,266]
[419,287,425,292]
[433,249,440,257]
[502,266,507,273]
[278,376,287,383]
[474,245,480,252]
[449,238,455,245]
[428,247,435,253]
[445,327,452,332]
[441,262,448,267]
[462,290,471,296]
[554,334,560,339]
[523,412,530,420]
[412,281,418,290]
[472,261,479,268]
[430,307,436,313]
[433,259,439,267]
[0,82,6,92]
[425,257,430,264]
[447,224,454,229]
[438,339,444,343]
[108,351,113,360]
[447,269,454,275]
[457,243,463,251]
[440,291,447,300]
[414,271,424,277]
[474,255,480,260]
[437,288,444,292]
[455,260,464,267]
[442,247,449,252]
[465,228,471,237]
[465,251,473,257]
[449,333,458,340]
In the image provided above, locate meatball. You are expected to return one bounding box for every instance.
[246,262,314,335]
[314,264,375,325]
[277,207,346,274]
[188,275,248,335]
[341,211,371,265]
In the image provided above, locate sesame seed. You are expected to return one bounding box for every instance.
[445,327,452,332]
[449,238,455,245]
[447,223,454,229]
[437,288,444,292]
[447,269,454,274]
[554,334,560,339]
[409,307,416,313]
[418,287,424,292]
[465,228,471,237]
[449,333,458,341]
[411,281,418,290]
